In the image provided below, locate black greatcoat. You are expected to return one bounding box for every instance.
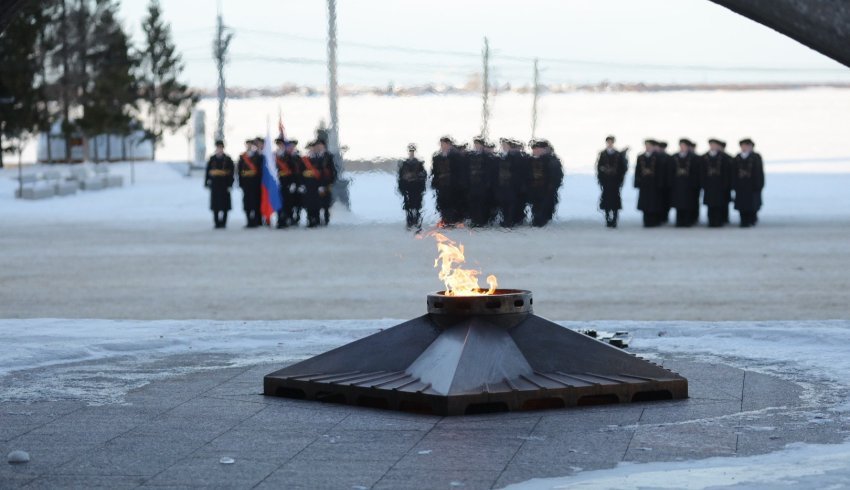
[275,151,302,220]
[732,152,765,212]
[669,151,702,211]
[238,152,262,212]
[431,150,457,223]
[466,150,491,226]
[319,152,338,210]
[205,153,235,211]
[700,151,732,207]
[634,152,665,212]
[397,157,427,210]
[597,149,628,210]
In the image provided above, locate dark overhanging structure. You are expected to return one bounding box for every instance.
[2,1,850,69]
[264,290,688,415]
[709,0,850,68]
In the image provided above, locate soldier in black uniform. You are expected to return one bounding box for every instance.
[274,137,301,228]
[669,138,702,227]
[495,138,526,227]
[483,141,500,225]
[299,140,323,228]
[431,136,458,226]
[527,139,563,227]
[732,138,765,227]
[596,135,628,228]
[655,141,673,224]
[701,138,732,227]
[204,140,235,229]
[313,140,338,226]
[238,138,262,228]
[397,143,427,230]
[635,139,665,227]
[466,137,491,227]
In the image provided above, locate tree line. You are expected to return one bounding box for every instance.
[0,0,197,167]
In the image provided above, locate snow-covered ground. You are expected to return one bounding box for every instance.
[2,161,850,227]
[16,88,850,174]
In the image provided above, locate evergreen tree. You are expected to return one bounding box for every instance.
[79,0,138,162]
[0,4,46,168]
[139,0,196,159]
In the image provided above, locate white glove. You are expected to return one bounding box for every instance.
[318,186,326,195]
[289,183,296,193]
[298,185,306,194]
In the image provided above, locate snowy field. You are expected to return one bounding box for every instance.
[17,88,850,174]
[1,161,849,321]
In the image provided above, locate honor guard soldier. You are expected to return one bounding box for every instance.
[205,140,235,229]
[483,141,500,225]
[596,135,629,228]
[527,139,563,227]
[732,138,765,227]
[656,140,673,223]
[669,138,702,227]
[431,136,458,226]
[495,138,526,227]
[466,137,492,227]
[397,143,427,230]
[299,140,323,227]
[635,139,665,227]
[313,139,338,226]
[274,138,301,228]
[238,138,262,228]
[701,138,732,227]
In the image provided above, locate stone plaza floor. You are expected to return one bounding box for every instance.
[2,352,846,489]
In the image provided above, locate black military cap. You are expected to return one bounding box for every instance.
[455,142,468,150]
[305,139,317,147]
[245,138,254,145]
[657,141,668,149]
[708,138,725,146]
[485,142,496,149]
[605,135,616,142]
[644,139,658,145]
[214,139,224,147]
[499,137,510,144]
[679,138,695,147]
[274,137,285,144]
[531,139,550,149]
[739,138,755,146]
[254,136,263,143]
[510,139,524,148]
[439,135,454,144]
[408,143,417,151]
[286,138,299,146]
[472,136,486,145]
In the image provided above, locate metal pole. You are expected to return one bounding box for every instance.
[531,58,539,139]
[481,37,490,140]
[213,1,232,142]
[326,0,340,158]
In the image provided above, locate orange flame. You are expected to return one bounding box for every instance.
[431,232,497,296]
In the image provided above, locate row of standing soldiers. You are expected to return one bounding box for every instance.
[204,137,338,229]
[599,136,765,228]
[398,136,564,230]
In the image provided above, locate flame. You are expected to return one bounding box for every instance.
[431,232,498,296]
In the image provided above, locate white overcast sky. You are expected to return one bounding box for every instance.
[118,0,850,88]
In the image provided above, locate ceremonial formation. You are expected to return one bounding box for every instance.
[398,136,564,231]
[205,136,338,229]
[624,137,765,228]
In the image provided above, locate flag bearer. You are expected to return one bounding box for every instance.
[238,138,262,228]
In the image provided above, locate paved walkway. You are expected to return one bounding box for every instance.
[2,353,844,489]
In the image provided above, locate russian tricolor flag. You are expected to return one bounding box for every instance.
[260,131,282,223]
